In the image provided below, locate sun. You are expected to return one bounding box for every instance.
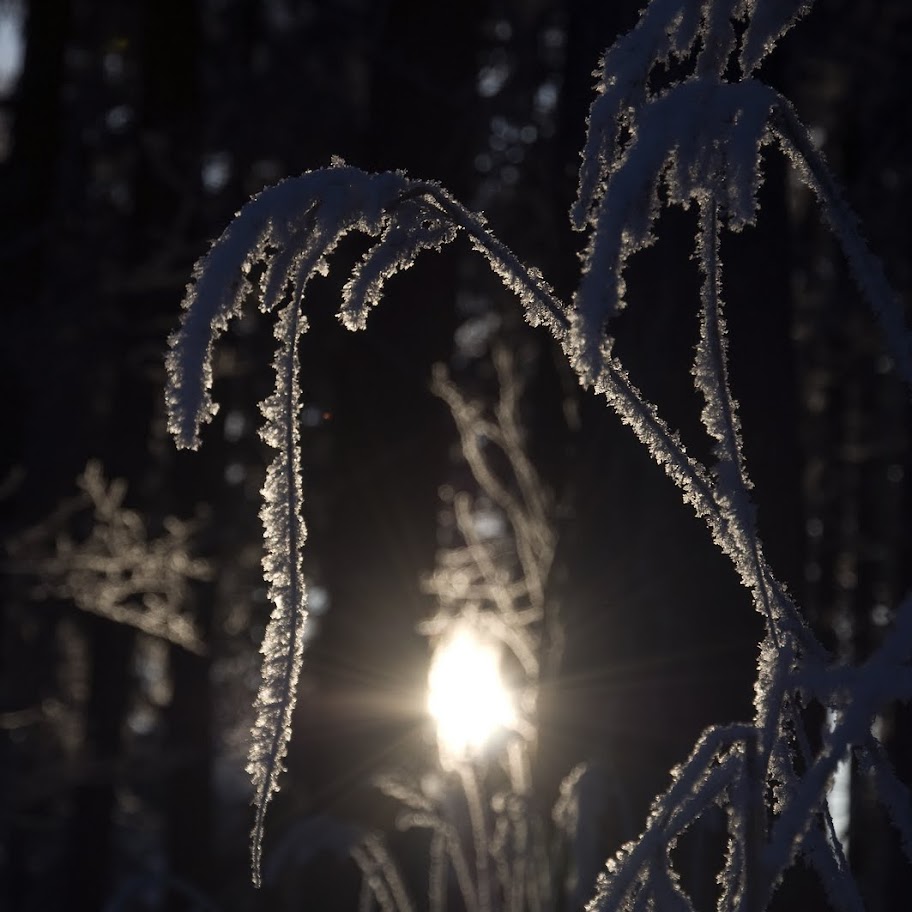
[427,620,517,766]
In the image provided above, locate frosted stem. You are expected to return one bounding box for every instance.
[459,764,493,912]
[771,100,912,390]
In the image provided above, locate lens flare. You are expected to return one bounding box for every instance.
[427,621,516,765]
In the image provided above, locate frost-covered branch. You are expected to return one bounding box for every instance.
[769,100,912,388]
[246,301,309,886]
[164,0,912,896]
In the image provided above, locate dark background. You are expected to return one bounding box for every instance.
[1,1,911,910]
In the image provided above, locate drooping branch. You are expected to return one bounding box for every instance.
[163,2,912,895]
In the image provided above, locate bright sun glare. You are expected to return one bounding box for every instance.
[427,622,516,765]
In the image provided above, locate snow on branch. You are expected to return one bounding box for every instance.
[164,0,912,894]
[165,165,408,450]
[569,0,910,395]
[165,164,570,884]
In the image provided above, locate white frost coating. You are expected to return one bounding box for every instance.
[771,101,912,389]
[741,0,814,75]
[164,164,418,886]
[572,0,805,234]
[403,179,568,335]
[571,79,776,381]
[468,237,565,333]
[163,0,912,899]
[692,200,785,646]
[801,827,866,912]
[571,0,771,231]
[163,162,574,887]
[572,0,694,230]
[695,0,742,77]
[693,201,748,486]
[248,300,309,887]
[586,726,754,912]
[165,164,409,450]
[340,199,458,330]
[571,0,804,382]
[563,4,912,910]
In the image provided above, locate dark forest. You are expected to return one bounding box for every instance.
[2,2,911,911]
